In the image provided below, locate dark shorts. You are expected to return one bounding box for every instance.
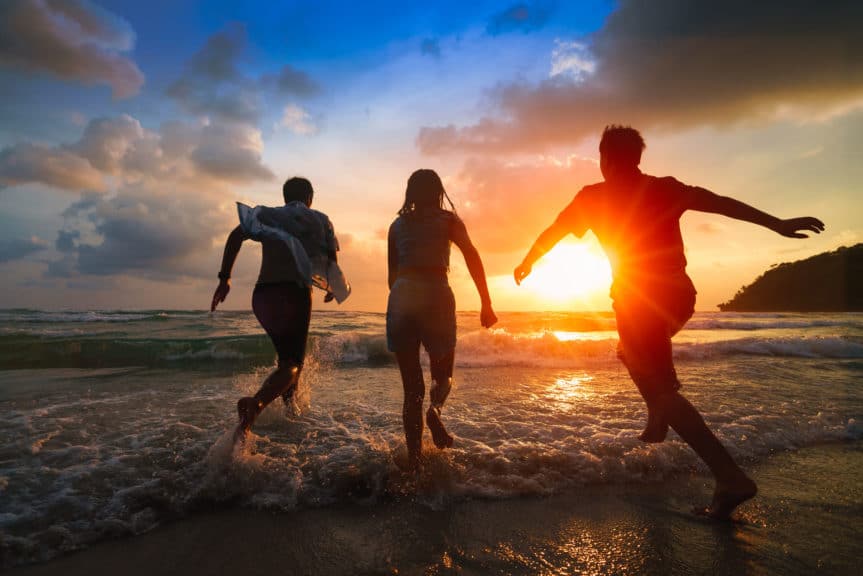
[386,278,456,356]
[613,281,696,400]
[252,282,312,367]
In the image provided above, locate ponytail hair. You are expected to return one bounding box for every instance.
[399,169,456,217]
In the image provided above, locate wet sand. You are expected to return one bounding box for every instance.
[7,444,861,576]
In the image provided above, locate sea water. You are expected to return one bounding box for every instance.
[0,309,861,568]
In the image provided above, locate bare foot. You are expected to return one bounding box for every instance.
[426,406,454,449]
[280,384,297,406]
[694,475,758,520]
[407,452,422,474]
[236,396,262,439]
[639,407,669,443]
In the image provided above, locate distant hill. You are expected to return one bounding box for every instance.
[718,244,863,312]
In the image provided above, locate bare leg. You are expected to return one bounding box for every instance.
[660,392,757,518]
[396,348,425,470]
[426,350,455,449]
[235,364,299,441]
[281,365,303,405]
[639,394,670,443]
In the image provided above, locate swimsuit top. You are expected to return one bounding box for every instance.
[390,209,458,272]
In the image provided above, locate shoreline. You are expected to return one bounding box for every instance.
[7,442,861,576]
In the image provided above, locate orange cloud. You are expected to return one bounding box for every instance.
[0,0,144,98]
[419,0,863,154]
[452,155,600,262]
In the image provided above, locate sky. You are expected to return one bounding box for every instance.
[0,0,861,312]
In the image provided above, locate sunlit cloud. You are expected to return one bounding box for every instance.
[550,40,595,81]
[453,155,600,259]
[280,104,317,135]
[0,142,106,191]
[0,114,275,192]
[0,0,144,98]
[419,0,863,154]
[190,122,274,182]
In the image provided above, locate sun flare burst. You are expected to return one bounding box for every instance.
[522,241,612,302]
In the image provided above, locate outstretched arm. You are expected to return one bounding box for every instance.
[513,220,569,285]
[689,187,825,238]
[211,225,247,311]
[451,219,497,328]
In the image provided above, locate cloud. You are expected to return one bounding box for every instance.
[168,24,319,126]
[550,40,594,80]
[261,65,320,97]
[0,114,275,191]
[167,24,260,124]
[0,235,49,263]
[486,3,553,36]
[68,114,146,173]
[279,104,317,135]
[190,123,274,182]
[0,0,144,98]
[420,0,863,154]
[0,142,105,191]
[50,185,235,279]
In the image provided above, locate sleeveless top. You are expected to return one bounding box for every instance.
[390,209,458,270]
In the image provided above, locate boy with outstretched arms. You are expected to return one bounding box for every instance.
[514,126,824,518]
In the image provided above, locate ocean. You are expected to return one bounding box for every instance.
[1,309,861,574]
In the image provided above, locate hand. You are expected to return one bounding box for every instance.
[480,304,497,328]
[774,217,825,238]
[324,291,335,303]
[211,279,230,311]
[513,262,532,285]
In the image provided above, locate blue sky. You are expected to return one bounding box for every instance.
[1,0,860,311]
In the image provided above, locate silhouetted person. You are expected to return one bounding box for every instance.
[388,169,497,471]
[212,177,346,442]
[514,126,824,518]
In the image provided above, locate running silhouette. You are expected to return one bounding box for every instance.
[387,169,497,471]
[211,177,349,442]
[515,126,824,518]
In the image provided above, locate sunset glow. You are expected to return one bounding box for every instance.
[520,241,612,303]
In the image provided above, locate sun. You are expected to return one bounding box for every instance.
[521,239,612,302]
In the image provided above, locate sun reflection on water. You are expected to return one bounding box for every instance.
[552,330,613,342]
[534,374,597,411]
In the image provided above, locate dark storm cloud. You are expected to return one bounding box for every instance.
[0,0,144,98]
[420,0,863,154]
[486,2,553,36]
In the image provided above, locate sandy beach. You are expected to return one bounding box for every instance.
[7,443,860,576]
